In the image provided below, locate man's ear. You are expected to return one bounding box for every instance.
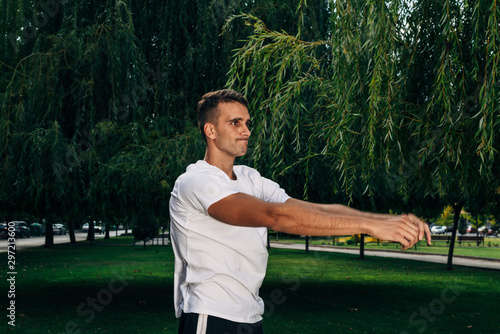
[204,123,216,139]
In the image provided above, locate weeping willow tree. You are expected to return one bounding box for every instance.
[225,1,412,206]
[1,0,497,254]
[0,0,315,242]
[225,0,499,212]
[226,0,499,268]
[0,1,152,243]
[0,0,219,235]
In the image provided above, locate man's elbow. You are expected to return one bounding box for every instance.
[263,205,292,232]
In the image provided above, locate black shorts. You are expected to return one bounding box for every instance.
[178,312,264,334]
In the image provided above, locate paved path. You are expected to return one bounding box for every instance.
[270,242,500,271]
[0,232,107,252]
[0,230,132,252]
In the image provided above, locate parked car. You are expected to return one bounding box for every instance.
[478,226,493,235]
[431,225,447,234]
[10,221,30,238]
[466,226,477,233]
[54,224,66,235]
[82,223,89,232]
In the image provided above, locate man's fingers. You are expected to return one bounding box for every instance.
[400,216,419,241]
[408,213,432,245]
[397,229,417,250]
[400,235,414,250]
[370,216,425,250]
[425,225,432,245]
[373,214,431,250]
[400,215,431,249]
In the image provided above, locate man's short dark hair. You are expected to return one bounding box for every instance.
[197,89,249,142]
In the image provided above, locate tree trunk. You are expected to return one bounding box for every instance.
[44,222,54,248]
[104,224,110,239]
[68,221,76,244]
[86,220,95,242]
[446,202,464,271]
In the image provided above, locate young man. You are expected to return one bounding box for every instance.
[169,89,431,334]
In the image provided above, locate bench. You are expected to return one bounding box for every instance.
[458,235,484,246]
[431,235,451,245]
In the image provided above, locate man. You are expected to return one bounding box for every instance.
[169,89,431,334]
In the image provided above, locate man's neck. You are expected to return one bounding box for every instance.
[203,152,237,180]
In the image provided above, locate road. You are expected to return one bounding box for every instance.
[0,230,130,253]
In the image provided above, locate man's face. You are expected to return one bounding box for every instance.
[207,101,252,158]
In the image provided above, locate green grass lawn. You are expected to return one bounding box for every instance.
[2,237,499,333]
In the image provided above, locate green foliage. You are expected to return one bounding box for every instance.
[132,211,159,248]
[458,217,468,235]
[462,211,487,230]
[0,0,498,223]
[0,0,300,222]
[225,0,499,214]
[436,205,455,227]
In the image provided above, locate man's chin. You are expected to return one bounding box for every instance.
[236,149,248,157]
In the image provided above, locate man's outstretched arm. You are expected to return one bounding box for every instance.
[286,198,432,246]
[207,193,431,250]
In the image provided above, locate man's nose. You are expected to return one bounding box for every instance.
[242,124,251,137]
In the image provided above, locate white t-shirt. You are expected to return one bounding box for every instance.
[169,160,290,323]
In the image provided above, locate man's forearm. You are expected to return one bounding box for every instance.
[272,201,423,250]
[286,198,396,221]
[271,201,376,237]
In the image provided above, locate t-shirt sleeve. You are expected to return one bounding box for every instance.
[259,176,290,203]
[175,172,238,214]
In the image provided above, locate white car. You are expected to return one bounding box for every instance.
[81,223,103,234]
[431,225,447,234]
[54,223,66,235]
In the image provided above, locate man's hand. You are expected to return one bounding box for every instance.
[408,213,432,246]
[367,214,431,250]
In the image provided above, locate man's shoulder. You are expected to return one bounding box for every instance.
[172,161,240,207]
[234,164,262,178]
[184,160,213,174]
[175,160,227,185]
